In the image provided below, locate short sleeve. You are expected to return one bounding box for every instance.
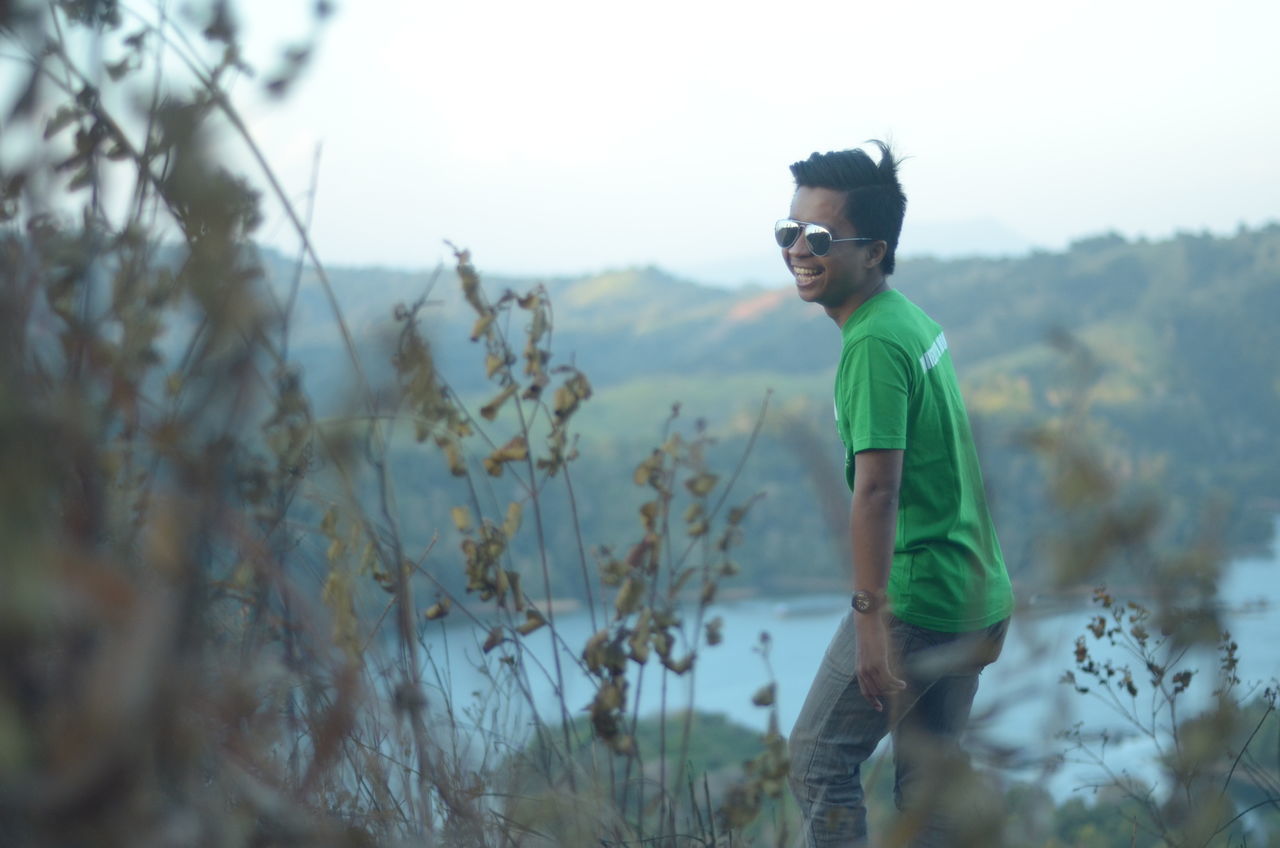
[835,337,911,452]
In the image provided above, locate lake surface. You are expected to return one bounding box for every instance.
[418,536,1279,800]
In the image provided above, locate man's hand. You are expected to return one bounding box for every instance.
[854,612,906,712]
[849,448,906,711]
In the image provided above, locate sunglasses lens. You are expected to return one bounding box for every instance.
[805,227,832,256]
[775,221,801,249]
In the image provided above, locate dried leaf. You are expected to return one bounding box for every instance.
[44,105,79,140]
[728,503,751,525]
[717,527,742,552]
[482,626,504,653]
[105,57,132,81]
[706,616,724,646]
[633,450,662,486]
[626,538,655,573]
[614,575,644,618]
[479,383,517,421]
[685,472,719,497]
[651,628,673,659]
[551,372,592,421]
[582,629,611,674]
[485,352,506,378]
[751,683,777,707]
[437,437,467,476]
[596,680,625,712]
[598,558,627,586]
[663,653,694,674]
[522,371,549,401]
[639,500,659,533]
[528,305,547,342]
[450,506,472,533]
[470,311,495,341]
[629,612,651,664]
[502,501,523,538]
[515,609,546,636]
[424,598,452,620]
[482,436,528,476]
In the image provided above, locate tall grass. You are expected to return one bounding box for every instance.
[0,3,786,845]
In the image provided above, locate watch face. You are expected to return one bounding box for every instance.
[853,591,875,613]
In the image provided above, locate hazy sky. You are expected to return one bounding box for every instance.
[230,0,1279,284]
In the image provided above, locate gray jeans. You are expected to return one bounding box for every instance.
[787,612,1008,847]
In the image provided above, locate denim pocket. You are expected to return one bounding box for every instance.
[889,616,1007,680]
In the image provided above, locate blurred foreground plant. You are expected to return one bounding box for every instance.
[1031,333,1280,847]
[0,3,785,846]
[1059,590,1279,847]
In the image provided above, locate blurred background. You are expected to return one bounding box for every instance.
[1,1,1277,846]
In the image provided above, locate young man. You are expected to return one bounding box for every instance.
[782,143,1015,847]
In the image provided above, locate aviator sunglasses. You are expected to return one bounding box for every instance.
[775,219,875,256]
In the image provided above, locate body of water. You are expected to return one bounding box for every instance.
[418,537,1279,801]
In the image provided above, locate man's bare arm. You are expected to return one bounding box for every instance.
[851,448,906,711]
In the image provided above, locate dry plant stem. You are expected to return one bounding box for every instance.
[676,394,771,800]
[655,452,678,839]
[129,3,168,222]
[511,395,574,765]
[156,18,381,423]
[617,408,683,831]
[11,11,796,841]
[265,139,325,362]
[674,391,772,574]
[28,21,295,541]
[562,463,599,634]
[370,426,460,835]
[8,6,473,844]
[208,49,459,821]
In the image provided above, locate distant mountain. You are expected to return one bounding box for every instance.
[899,218,1035,260]
[257,224,1280,594]
[267,224,1278,402]
[265,256,835,396]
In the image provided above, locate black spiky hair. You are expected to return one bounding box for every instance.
[789,140,907,274]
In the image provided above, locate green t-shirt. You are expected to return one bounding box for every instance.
[835,289,1013,632]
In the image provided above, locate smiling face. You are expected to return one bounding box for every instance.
[784,186,887,326]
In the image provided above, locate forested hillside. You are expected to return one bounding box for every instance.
[266,224,1280,599]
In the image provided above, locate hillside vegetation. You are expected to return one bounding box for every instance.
[265,225,1280,598]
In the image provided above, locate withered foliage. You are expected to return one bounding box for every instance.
[1,4,786,847]
[1034,335,1280,847]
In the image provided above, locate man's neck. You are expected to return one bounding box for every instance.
[828,279,890,328]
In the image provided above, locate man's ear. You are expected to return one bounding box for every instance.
[865,240,888,269]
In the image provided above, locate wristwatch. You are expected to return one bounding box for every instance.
[851,590,883,614]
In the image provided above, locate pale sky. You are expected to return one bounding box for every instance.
[224,0,1279,283]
